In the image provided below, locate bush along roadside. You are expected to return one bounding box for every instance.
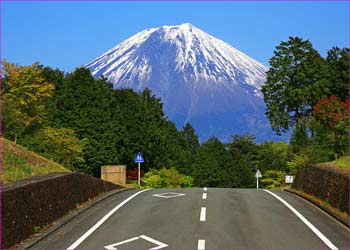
[141,167,193,188]
[1,172,121,249]
[292,164,349,216]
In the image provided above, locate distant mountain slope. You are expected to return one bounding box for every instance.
[85,23,285,142]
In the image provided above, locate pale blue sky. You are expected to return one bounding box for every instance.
[2,1,349,72]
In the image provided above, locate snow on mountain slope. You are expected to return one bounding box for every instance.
[85,23,283,142]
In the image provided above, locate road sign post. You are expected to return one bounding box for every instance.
[134,152,144,187]
[255,169,262,189]
[138,162,140,186]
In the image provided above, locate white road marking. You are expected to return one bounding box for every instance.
[203,187,207,191]
[105,235,168,250]
[139,235,168,250]
[198,239,205,250]
[202,193,207,200]
[67,189,151,250]
[105,237,139,250]
[263,189,339,250]
[152,192,186,198]
[200,207,206,222]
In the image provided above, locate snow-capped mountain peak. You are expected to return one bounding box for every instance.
[86,23,267,92]
[85,23,274,142]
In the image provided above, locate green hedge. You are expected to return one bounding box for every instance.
[292,164,349,215]
[1,172,120,249]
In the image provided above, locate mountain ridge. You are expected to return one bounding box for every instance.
[85,23,285,142]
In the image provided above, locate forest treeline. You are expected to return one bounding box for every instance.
[2,36,349,188]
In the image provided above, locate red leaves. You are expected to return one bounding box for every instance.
[126,168,145,181]
[313,95,350,128]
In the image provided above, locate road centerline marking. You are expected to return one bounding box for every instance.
[67,189,151,250]
[200,207,206,222]
[203,187,207,191]
[263,189,338,250]
[202,193,207,200]
[198,239,205,250]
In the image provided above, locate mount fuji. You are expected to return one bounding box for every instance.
[85,23,282,142]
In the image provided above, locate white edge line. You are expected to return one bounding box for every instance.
[263,189,338,250]
[139,235,168,250]
[202,193,207,200]
[67,189,151,250]
[198,239,205,250]
[200,207,206,222]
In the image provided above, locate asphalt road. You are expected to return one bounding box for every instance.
[32,188,349,250]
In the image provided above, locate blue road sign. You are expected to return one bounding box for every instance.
[134,152,144,163]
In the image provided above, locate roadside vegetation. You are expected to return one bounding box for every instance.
[322,156,350,170]
[2,37,348,188]
[289,189,348,222]
[2,138,69,183]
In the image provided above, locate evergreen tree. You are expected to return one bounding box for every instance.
[262,37,328,134]
[180,123,200,175]
[290,122,310,153]
[325,47,349,101]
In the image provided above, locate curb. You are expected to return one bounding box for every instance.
[284,189,349,228]
[21,188,136,249]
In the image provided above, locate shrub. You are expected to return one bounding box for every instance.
[287,153,310,175]
[2,172,120,248]
[126,168,145,181]
[293,164,349,215]
[142,167,193,188]
[261,170,285,189]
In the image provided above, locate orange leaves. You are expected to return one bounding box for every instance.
[313,95,349,128]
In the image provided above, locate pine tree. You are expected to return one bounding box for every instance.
[262,37,328,134]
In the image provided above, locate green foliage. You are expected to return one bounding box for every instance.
[325,47,349,101]
[21,127,85,169]
[43,67,194,176]
[257,141,290,173]
[262,37,328,134]
[262,37,349,167]
[2,61,55,142]
[191,136,255,188]
[2,139,69,182]
[2,97,25,142]
[290,122,310,153]
[333,157,350,169]
[142,167,193,188]
[286,153,310,175]
[261,170,285,189]
[33,226,42,234]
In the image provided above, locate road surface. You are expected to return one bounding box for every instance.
[32,188,349,250]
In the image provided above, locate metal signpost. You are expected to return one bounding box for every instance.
[134,152,144,186]
[255,169,262,189]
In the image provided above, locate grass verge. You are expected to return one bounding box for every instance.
[2,138,70,183]
[318,156,350,170]
[287,188,349,225]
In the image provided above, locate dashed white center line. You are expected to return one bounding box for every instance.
[203,187,207,191]
[200,207,206,222]
[198,239,205,250]
[202,193,207,200]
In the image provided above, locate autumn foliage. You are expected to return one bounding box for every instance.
[313,95,350,129]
